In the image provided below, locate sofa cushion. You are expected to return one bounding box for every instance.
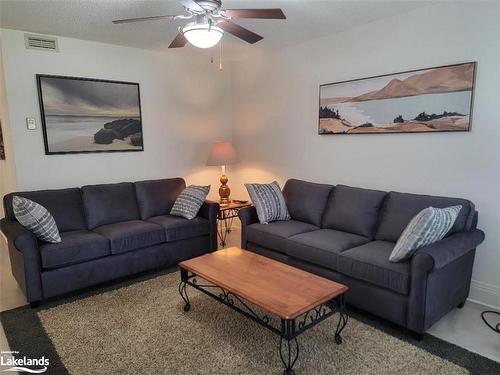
[282,179,334,226]
[93,220,165,254]
[40,230,110,269]
[287,229,369,271]
[135,178,186,219]
[322,185,386,238]
[375,191,475,242]
[148,215,210,242]
[82,183,140,229]
[246,220,318,254]
[337,241,410,295]
[4,188,86,232]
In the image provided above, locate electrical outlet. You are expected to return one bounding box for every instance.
[26,117,37,130]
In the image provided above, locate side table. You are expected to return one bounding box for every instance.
[217,200,253,247]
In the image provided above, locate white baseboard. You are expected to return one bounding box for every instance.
[468,280,500,310]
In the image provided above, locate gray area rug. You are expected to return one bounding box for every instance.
[2,270,499,374]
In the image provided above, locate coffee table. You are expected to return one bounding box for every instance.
[178,247,349,374]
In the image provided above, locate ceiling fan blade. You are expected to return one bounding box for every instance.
[168,32,188,48]
[217,20,263,44]
[113,15,176,24]
[179,0,205,12]
[222,8,286,19]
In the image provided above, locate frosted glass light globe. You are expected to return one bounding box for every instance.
[182,23,224,49]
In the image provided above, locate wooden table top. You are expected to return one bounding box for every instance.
[179,247,348,320]
[219,200,252,211]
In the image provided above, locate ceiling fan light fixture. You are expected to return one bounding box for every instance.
[182,22,224,48]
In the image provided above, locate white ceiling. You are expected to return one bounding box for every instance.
[0,0,433,61]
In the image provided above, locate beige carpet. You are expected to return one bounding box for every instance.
[37,273,468,374]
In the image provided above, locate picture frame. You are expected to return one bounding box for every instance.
[318,62,476,135]
[0,120,5,160]
[37,74,144,154]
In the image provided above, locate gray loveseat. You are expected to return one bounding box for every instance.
[0,178,219,306]
[239,179,485,336]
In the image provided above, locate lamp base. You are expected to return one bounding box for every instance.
[219,174,230,204]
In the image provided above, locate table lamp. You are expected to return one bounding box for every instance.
[206,141,238,204]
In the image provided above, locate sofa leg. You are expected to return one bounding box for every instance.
[30,301,40,309]
[457,301,466,308]
[410,332,424,341]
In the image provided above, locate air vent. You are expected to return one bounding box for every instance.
[24,34,59,52]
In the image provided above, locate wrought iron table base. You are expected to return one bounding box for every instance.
[217,215,234,247]
[217,204,252,247]
[179,268,348,374]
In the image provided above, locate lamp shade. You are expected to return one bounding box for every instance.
[206,142,238,166]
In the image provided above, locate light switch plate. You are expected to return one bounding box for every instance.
[26,117,37,130]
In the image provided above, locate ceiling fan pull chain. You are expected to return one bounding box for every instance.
[219,40,223,71]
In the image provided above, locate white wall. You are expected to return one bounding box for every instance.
[0,29,233,201]
[0,31,18,216]
[231,2,500,308]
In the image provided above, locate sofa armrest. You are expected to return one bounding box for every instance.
[1,218,39,256]
[198,200,220,251]
[238,206,258,249]
[407,229,484,333]
[412,229,485,272]
[0,218,43,302]
[238,206,258,227]
[198,200,220,223]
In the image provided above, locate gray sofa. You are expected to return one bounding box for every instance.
[0,178,219,306]
[239,179,485,336]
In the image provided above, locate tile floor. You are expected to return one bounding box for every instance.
[1,228,499,370]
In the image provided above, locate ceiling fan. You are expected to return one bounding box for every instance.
[112,0,286,49]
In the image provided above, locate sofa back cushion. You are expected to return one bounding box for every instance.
[282,179,334,227]
[375,191,475,242]
[322,185,387,238]
[4,188,86,232]
[135,178,186,219]
[82,182,140,229]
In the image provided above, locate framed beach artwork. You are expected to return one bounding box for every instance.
[37,75,143,154]
[319,62,476,135]
[0,120,5,160]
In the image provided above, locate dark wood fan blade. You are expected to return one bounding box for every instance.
[169,32,188,48]
[217,20,263,44]
[113,15,176,24]
[180,0,205,12]
[222,8,286,19]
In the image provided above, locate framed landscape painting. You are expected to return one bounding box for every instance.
[37,75,143,154]
[319,62,476,135]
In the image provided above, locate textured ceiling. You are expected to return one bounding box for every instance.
[0,0,433,61]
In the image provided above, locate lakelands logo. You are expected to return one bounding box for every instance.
[1,351,49,373]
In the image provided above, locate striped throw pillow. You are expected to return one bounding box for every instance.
[12,196,61,243]
[245,181,290,224]
[389,205,462,262]
[170,185,210,220]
